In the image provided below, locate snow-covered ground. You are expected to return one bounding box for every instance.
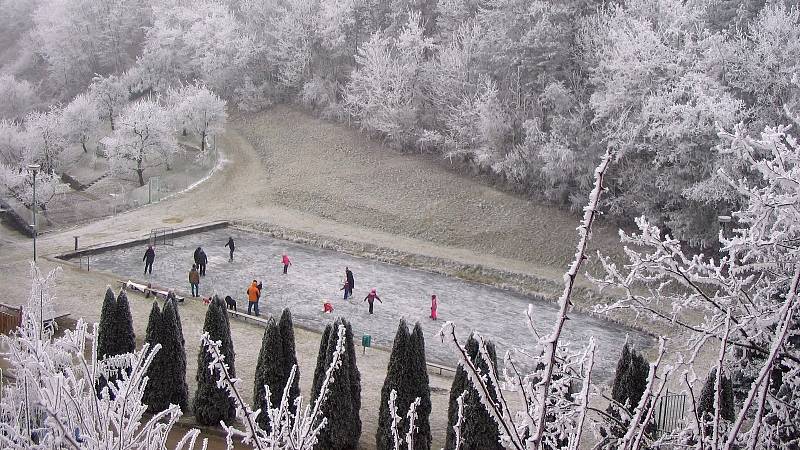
[83,227,652,381]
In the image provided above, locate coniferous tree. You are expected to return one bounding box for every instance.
[143,301,165,412]
[96,289,136,398]
[610,343,632,402]
[96,288,117,359]
[194,296,236,425]
[698,368,735,422]
[341,318,362,439]
[407,323,431,450]
[310,323,333,403]
[316,317,360,450]
[445,334,503,450]
[162,298,189,411]
[377,320,411,450]
[254,318,285,431]
[278,309,301,413]
[606,344,650,437]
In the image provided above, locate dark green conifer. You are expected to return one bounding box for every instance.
[377,320,411,450]
[254,318,285,431]
[162,298,189,411]
[279,309,301,413]
[310,323,333,402]
[316,318,360,450]
[193,296,236,425]
[445,334,502,450]
[96,289,136,398]
[698,368,735,422]
[407,323,432,450]
[143,301,165,412]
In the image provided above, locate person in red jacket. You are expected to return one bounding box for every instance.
[363,288,382,314]
[282,254,292,274]
[430,294,438,320]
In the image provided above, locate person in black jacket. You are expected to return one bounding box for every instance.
[225,237,235,262]
[345,267,354,299]
[143,245,155,274]
[194,247,208,276]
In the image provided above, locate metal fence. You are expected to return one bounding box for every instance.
[150,227,176,246]
[654,390,687,436]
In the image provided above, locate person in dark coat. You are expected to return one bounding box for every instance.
[143,245,155,275]
[189,265,200,297]
[225,237,235,262]
[345,267,354,299]
[194,247,208,276]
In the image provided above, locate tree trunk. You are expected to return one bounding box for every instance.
[201,131,206,153]
[110,113,115,131]
[136,158,145,186]
[82,140,88,153]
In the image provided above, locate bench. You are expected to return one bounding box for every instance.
[119,280,185,302]
[427,361,457,376]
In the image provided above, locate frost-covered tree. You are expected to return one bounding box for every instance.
[0,264,202,448]
[105,98,179,185]
[344,10,433,149]
[137,0,245,96]
[584,0,743,246]
[89,74,129,131]
[62,92,100,153]
[23,107,67,174]
[194,295,236,426]
[0,74,38,121]
[30,0,149,95]
[170,84,227,153]
[591,112,800,446]
[377,320,410,450]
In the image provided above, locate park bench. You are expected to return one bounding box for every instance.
[119,280,185,302]
[426,361,457,376]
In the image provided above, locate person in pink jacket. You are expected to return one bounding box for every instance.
[430,294,438,320]
[363,288,382,314]
[281,254,292,274]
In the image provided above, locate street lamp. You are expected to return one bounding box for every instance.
[718,215,732,239]
[27,164,40,262]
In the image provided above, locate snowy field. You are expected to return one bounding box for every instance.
[81,227,651,380]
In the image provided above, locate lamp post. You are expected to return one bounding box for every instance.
[28,164,40,262]
[718,215,732,239]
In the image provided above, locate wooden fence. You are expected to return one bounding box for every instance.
[0,303,21,335]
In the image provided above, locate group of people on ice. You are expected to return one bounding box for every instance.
[142,236,441,320]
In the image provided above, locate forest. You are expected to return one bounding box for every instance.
[1,0,797,247]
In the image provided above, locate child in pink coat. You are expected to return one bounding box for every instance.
[282,254,292,274]
[430,294,438,320]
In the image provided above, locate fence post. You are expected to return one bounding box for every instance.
[74,236,78,251]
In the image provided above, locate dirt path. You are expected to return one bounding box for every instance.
[0,106,639,449]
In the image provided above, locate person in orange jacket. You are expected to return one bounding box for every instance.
[247,280,261,316]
